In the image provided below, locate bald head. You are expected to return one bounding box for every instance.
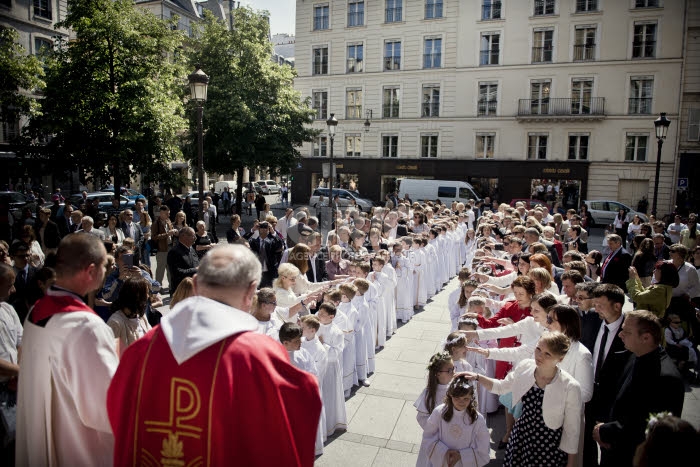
[194,244,261,311]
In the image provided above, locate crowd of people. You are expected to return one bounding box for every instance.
[1,183,700,466]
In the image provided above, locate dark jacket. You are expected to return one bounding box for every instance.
[307,248,328,283]
[10,265,40,323]
[601,247,633,292]
[599,348,684,467]
[166,242,199,293]
[35,219,62,250]
[249,234,284,277]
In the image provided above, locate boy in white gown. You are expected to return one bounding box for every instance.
[393,242,414,323]
[412,239,428,308]
[316,303,347,437]
[376,250,398,336]
[351,279,373,384]
[337,285,360,396]
[353,262,379,356]
[301,316,329,456]
[368,258,391,347]
[417,376,491,467]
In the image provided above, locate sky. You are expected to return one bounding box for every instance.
[243,0,296,36]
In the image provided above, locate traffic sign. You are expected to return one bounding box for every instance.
[678,178,688,190]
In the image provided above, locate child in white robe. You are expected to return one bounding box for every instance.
[337,284,360,395]
[316,303,347,437]
[376,251,398,336]
[301,316,329,456]
[413,239,428,308]
[416,376,491,467]
[368,260,390,347]
[449,274,478,331]
[351,279,373,384]
[423,237,440,298]
[459,314,499,414]
[415,351,454,430]
[393,243,413,322]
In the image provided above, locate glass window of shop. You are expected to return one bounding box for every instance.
[530,178,581,210]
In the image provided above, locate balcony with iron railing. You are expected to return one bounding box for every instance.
[517,97,606,120]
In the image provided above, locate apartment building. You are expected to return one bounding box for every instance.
[291,0,684,215]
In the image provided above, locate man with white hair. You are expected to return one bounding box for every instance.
[108,245,321,466]
[79,216,105,241]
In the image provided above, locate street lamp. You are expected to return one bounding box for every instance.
[364,109,372,133]
[652,112,671,216]
[188,65,209,221]
[326,113,338,210]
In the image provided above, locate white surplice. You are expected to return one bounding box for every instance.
[317,321,347,437]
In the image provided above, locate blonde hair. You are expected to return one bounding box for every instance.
[170,277,195,308]
[529,267,553,289]
[339,283,357,300]
[273,263,301,289]
[353,278,370,294]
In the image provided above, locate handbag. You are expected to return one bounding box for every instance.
[498,392,523,419]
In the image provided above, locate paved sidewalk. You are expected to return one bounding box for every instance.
[314,278,506,466]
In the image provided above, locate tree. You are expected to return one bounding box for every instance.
[28,0,188,197]
[186,8,318,214]
[0,28,44,139]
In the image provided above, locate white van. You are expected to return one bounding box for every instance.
[397,179,482,205]
[214,180,237,194]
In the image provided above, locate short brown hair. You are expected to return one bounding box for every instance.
[339,283,357,300]
[539,331,571,357]
[626,310,662,345]
[353,278,370,294]
[549,305,582,340]
[301,314,320,331]
[511,275,536,296]
[55,233,106,278]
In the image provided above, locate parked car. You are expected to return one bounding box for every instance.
[309,187,374,211]
[583,200,649,226]
[102,186,147,204]
[259,180,280,194]
[69,192,135,220]
[0,191,37,220]
[510,198,548,209]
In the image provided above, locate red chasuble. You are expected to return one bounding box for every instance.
[107,327,322,467]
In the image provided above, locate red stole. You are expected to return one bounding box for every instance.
[30,292,95,324]
[108,328,321,467]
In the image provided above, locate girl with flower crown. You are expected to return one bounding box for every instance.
[416,375,490,467]
[415,352,454,429]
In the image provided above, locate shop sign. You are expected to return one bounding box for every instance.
[542,167,571,175]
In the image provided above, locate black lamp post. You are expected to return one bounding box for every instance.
[188,65,209,221]
[652,112,671,217]
[364,109,372,133]
[326,113,338,210]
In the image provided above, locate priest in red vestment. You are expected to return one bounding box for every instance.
[107,245,322,467]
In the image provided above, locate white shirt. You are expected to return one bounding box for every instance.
[592,313,624,378]
[0,302,21,383]
[674,261,700,298]
[668,222,686,243]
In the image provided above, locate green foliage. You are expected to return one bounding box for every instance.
[28,0,187,195]
[0,28,44,125]
[186,8,317,210]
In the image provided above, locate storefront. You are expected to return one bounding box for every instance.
[291,158,590,207]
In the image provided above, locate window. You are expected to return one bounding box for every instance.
[347,43,363,73]
[0,118,19,144]
[313,136,328,157]
[383,87,400,118]
[422,85,440,117]
[689,108,700,141]
[346,88,363,119]
[576,0,598,12]
[482,0,502,20]
[312,91,328,119]
[421,134,439,158]
[382,135,399,157]
[313,4,330,30]
[571,78,593,114]
[478,82,498,116]
[34,37,52,54]
[625,134,648,161]
[530,80,551,114]
[425,0,443,19]
[480,33,500,65]
[633,23,656,58]
[34,0,51,19]
[534,0,555,16]
[528,134,548,160]
[574,26,596,61]
[384,41,401,71]
[386,0,402,23]
[635,0,659,7]
[348,1,364,27]
[312,46,328,75]
[568,134,589,160]
[423,37,442,68]
[345,134,362,157]
[532,29,554,63]
[629,77,653,114]
[476,133,495,159]
[437,186,456,198]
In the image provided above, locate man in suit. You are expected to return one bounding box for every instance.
[56,204,74,237]
[594,310,684,467]
[581,283,631,467]
[306,232,327,283]
[34,208,62,253]
[9,243,39,323]
[600,234,632,292]
[121,209,144,264]
[166,226,199,293]
[524,227,561,267]
[652,233,670,261]
[248,222,284,288]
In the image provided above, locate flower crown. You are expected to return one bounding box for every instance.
[645,411,673,436]
[450,376,473,391]
[458,317,479,327]
[427,351,452,370]
[443,334,466,348]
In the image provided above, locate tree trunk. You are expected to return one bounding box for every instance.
[235,164,244,215]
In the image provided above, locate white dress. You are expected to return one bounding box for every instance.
[317,322,347,437]
[394,252,414,322]
[337,301,359,393]
[416,405,491,467]
[370,270,390,347]
[382,262,399,335]
[351,295,371,380]
[415,247,429,307]
[415,383,449,430]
